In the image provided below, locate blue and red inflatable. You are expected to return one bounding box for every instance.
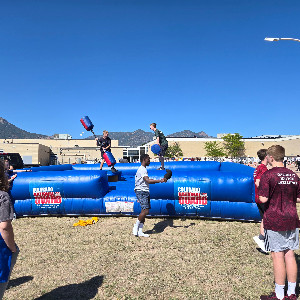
[10,161,260,221]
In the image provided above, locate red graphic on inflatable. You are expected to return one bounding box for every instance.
[178,187,208,206]
[33,187,62,205]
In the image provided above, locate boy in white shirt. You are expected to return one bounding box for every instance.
[133,154,167,237]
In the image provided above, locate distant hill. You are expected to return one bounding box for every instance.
[0,117,211,146]
[0,117,48,139]
[86,129,154,147]
[86,129,211,147]
[167,130,210,138]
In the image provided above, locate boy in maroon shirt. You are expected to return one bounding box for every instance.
[259,145,300,300]
[253,149,269,253]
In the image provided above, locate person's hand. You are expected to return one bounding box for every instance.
[11,174,17,180]
[160,178,167,183]
[10,244,17,253]
[95,137,98,141]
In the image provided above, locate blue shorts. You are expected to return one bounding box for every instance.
[135,190,151,210]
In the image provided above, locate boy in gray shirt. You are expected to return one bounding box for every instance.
[133,154,167,237]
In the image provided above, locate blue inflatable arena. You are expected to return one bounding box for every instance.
[10,161,260,221]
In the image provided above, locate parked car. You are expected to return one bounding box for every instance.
[0,152,24,169]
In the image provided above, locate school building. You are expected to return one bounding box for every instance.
[0,135,299,166]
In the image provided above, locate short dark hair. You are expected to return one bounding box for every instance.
[257,149,267,161]
[140,153,150,162]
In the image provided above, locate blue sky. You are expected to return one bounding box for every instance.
[1,0,300,139]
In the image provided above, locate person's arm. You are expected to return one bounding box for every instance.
[104,140,111,150]
[258,172,269,203]
[154,130,160,145]
[0,220,17,252]
[297,179,300,203]
[8,174,17,183]
[143,176,166,184]
[255,179,260,188]
[259,196,268,203]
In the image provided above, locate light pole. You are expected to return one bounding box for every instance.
[265,37,300,42]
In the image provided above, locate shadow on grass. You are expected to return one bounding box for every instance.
[7,275,34,289]
[255,248,269,255]
[145,218,195,234]
[294,254,300,295]
[34,275,104,300]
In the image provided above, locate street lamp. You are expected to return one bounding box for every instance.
[265,37,300,42]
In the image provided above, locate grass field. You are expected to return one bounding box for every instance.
[4,165,300,299]
[3,215,300,300]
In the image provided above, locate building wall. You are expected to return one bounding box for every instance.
[0,143,51,165]
[1,136,299,165]
[147,136,300,158]
[58,146,124,164]
[0,138,122,165]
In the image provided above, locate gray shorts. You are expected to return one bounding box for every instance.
[264,228,299,252]
[135,190,151,210]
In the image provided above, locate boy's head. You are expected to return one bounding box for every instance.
[103,130,109,138]
[267,145,285,163]
[140,154,150,166]
[257,149,267,161]
[150,123,156,131]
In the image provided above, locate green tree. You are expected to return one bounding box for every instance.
[222,133,245,157]
[165,142,183,158]
[204,141,226,158]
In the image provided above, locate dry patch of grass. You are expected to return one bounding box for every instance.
[4,214,300,300]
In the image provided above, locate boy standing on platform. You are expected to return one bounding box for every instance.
[253,149,269,253]
[95,130,116,172]
[150,123,168,170]
[132,154,166,237]
[259,145,300,300]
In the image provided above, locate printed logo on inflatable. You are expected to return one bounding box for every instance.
[30,182,64,209]
[178,186,208,209]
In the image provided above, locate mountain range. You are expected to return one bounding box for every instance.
[0,117,47,139]
[0,117,211,147]
[86,129,211,147]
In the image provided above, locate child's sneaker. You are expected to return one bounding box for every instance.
[111,166,117,173]
[260,292,291,299]
[132,225,138,236]
[260,292,281,300]
[287,294,297,300]
[253,235,269,253]
[138,230,149,238]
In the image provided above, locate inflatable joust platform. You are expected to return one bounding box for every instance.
[10,161,260,221]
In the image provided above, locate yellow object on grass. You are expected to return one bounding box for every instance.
[73,217,99,227]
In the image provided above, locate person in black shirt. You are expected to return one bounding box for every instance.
[150,123,168,170]
[95,130,116,172]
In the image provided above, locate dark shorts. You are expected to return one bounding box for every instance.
[256,202,265,219]
[160,143,168,156]
[135,190,151,210]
